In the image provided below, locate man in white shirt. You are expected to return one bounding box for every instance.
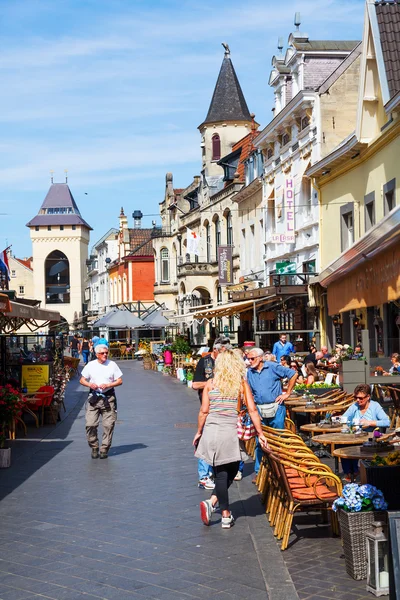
[79,344,123,459]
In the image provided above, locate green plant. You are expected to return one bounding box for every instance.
[171,336,191,355]
[294,382,340,391]
[162,365,172,375]
[186,371,194,381]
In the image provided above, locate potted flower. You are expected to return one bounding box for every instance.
[0,384,24,468]
[186,371,194,388]
[333,483,388,580]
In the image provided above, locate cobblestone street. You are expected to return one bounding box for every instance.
[0,361,298,600]
[0,362,388,600]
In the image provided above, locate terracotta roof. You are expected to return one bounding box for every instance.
[230,127,260,182]
[128,228,154,257]
[376,1,400,100]
[16,258,32,270]
[201,55,251,126]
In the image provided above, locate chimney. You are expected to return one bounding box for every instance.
[132,210,143,229]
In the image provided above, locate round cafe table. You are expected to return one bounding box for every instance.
[312,432,368,473]
[333,444,392,479]
[300,423,343,436]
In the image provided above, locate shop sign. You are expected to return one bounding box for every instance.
[271,177,295,244]
[276,261,296,274]
[21,364,50,393]
[218,246,233,285]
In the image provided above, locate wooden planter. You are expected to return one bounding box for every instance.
[0,448,11,468]
[360,461,400,510]
[338,509,385,580]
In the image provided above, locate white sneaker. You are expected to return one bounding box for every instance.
[198,476,215,490]
[200,499,216,525]
[221,514,235,529]
[234,471,243,481]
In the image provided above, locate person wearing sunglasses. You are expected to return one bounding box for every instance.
[80,344,123,459]
[340,383,390,481]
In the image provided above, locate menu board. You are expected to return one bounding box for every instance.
[21,364,50,393]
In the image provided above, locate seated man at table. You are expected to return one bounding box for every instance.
[340,383,390,481]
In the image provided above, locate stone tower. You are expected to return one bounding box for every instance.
[198,45,254,178]
[26,182,92,329]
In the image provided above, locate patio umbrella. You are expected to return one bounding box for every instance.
[143,310,169,328]
[94,309,146,329]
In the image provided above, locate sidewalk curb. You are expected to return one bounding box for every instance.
[238,477,299,600]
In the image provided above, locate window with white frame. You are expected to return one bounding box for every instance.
[19,286,25,294]
[160,248,169,282]
[340,203,354,252]
[364,191,375,231]
[215,218,221,255]
[11,270,16,277]
[205,223,211,263]
[302,176,312,214]
[241,229,246,270]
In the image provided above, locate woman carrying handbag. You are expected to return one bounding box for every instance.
[193,350,268,529]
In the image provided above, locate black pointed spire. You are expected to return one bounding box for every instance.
[201,49,252,126]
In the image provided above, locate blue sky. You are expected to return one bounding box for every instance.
[1,0,365,257]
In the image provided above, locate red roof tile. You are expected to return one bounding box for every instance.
[128,228,154,257]
[231,127,260,182]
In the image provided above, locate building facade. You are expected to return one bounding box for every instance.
[8,255,34,301]
[250,28,361,349]
[308,0,400,358]
[26,182,91,330]
[85,228,119,320]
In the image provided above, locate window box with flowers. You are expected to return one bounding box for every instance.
[333,483,388,579]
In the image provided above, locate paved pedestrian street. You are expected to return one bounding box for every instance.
[0,362,383,600]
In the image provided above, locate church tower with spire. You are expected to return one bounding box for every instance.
[199,44,254,179]
[26,180,92,330]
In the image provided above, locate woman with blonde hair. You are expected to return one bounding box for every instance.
[193,350,267,528]
[304,361,319,385]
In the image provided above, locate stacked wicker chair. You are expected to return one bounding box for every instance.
[255,424,342,550]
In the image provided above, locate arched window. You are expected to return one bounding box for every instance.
[215,217,221,254]
[226,212,233,245]
[160,248,169,282]
[212,134,221,161]
[205,223,211,263]
[110,279,114,305]
[45,250,70,304]
[123,275,127,302]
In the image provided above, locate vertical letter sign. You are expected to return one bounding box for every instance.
[271,177,295,243]
[218,246,233,285]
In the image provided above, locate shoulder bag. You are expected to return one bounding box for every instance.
[237,381,257,440]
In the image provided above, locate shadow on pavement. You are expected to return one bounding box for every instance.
[0,440,73,502]
[109,443,148,455]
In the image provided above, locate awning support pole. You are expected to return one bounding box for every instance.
[253,301,260,347]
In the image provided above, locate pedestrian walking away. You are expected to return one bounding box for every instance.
[80,336,90,365]
[192,336,232,490]
[79,344,123,459]
[193,350,268,529]
[70,334,80,359]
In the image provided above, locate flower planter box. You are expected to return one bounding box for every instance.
[0,448,11,468]
[338,509,386,580]
[360,461,400,510]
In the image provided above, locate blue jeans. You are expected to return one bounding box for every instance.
[254,404,286,474]
[82,350,90,364]
[198,459,213,480]
[71,349,79,359]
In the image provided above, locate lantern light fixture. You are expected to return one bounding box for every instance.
[366,521,389,597]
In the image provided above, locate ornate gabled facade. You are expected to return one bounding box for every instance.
[26,181,92,330]
[153,47,258,345]
[249,25,361,348]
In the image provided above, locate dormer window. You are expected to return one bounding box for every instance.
[212,134,221,161]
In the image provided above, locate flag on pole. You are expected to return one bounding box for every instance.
[187,228,200,255]
[0,249,10,281]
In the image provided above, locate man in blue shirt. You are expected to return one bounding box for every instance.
[272,333,295,362]
[247,347,298,478]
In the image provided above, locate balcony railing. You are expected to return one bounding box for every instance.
[151,227,174,238]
